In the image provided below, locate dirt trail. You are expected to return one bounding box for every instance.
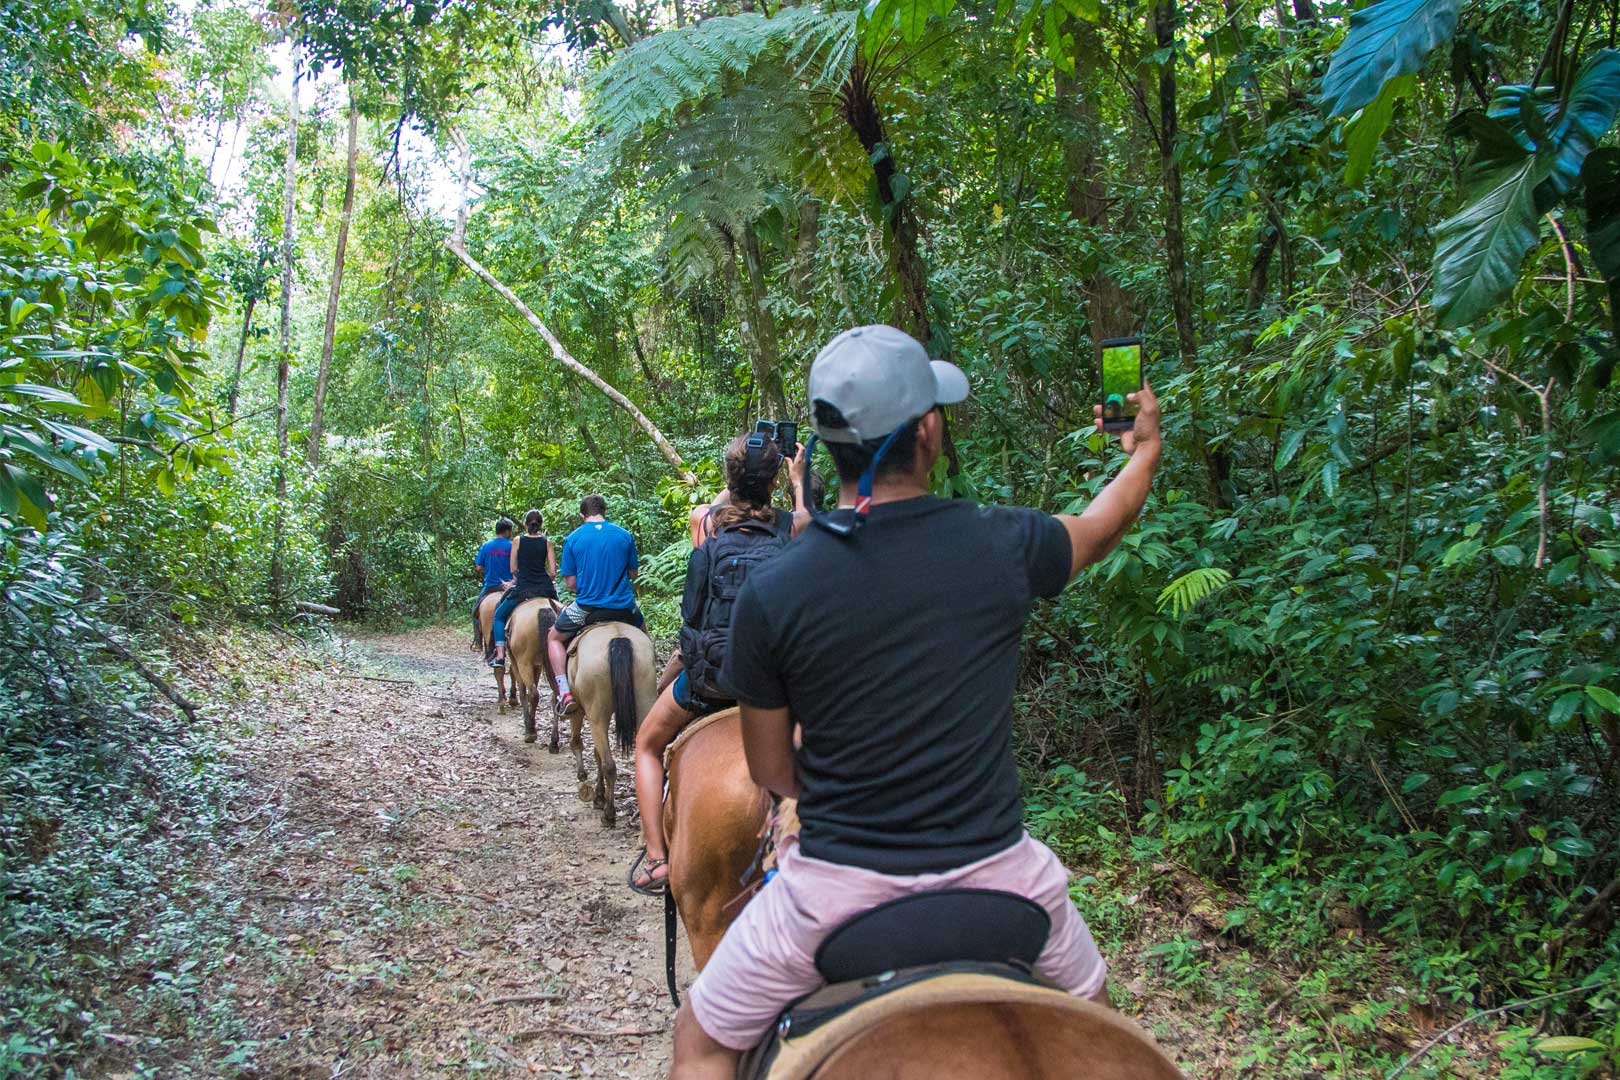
[226,625,674,1079]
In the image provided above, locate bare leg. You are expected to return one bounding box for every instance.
[546,626,571,697]
[632,684,692,887]
[670,1002,738,1080]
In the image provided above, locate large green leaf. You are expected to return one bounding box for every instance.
[1344,74,1415,185]
[1432,143,1551,327]
[1489,49,1620,209]
[1318,0,1462,118]
[1585,148,1620,328]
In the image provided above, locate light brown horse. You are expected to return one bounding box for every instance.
[504,597,562,748]
[563,622,656,828]
[664,710,1186,1078]
[475,591,518,714]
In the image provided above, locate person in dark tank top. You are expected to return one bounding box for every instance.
[491,509,558,668]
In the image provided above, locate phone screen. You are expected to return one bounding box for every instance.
[1099,338,1143,432]
[775,422,798,457]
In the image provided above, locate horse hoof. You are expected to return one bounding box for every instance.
[548,742,560,754]
[578,781,594,803]
[523,732,536,744]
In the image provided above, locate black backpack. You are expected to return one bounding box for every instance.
[679,515,789,699]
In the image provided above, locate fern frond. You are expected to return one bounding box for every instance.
[589,8,857,142]
[1155,567,1233,619]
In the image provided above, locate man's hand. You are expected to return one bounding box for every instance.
[1093,381,1161,455]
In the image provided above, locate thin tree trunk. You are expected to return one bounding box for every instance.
[791,197,820,302]
[446,133,695,483]
[307,100,360,466]
[227,255,266,418]
[741,221,788,418]
[270,47,299,611]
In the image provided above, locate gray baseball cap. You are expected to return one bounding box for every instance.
[808,325,969,445]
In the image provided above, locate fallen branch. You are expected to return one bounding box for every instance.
[446,130,695,485]
[511,1025,664,1042]
[330,672,413,686]
[1386,982,1603,1078]
[93,630,201,723]
[295,600,341,616]
[480,992,564,1007]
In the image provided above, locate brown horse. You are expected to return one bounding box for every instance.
[664,710,1186,1078]
[504,597,562,748]
[664,707,769,968]
[563,622,656,828]
[475,591,518,714]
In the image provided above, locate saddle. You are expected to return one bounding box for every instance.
[738,889,1172,1080]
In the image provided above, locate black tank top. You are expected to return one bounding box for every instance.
[513,534,555,595]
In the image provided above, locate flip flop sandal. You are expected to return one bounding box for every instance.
[627,847,670,896]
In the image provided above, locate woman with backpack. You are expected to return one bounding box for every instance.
[628,432,807,894]
[491,509,558,669]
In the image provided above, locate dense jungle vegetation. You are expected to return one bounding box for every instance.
[3,0,1619,1073]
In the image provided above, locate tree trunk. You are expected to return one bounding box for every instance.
[446,133,695,483]
[740,221,788,418]
[791,197,820,303]
[840,60,934,351]
[1058,20,1136,369]
[1153,1,1196,371]
[227,254,266,418]
[307,100,360,466]
[270,47,299,611]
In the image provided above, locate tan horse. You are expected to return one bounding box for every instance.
[664,709,1185,1079]
[563,622,656,828]
[475,591,518,714]
[505,597,562,748]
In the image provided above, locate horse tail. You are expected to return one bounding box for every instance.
[609,635,636,754]
[536,602,558,692]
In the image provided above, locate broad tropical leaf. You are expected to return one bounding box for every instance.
[1318,0,1461,117]
[1156,567,1233,618]
[1432,144,1550,327]
[1585,147,1620,326]
[1489,49,1620,209]
[1343,74,1415,186]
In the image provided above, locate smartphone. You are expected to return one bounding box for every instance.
[775,421,798,458]
[1099,337,1144,432]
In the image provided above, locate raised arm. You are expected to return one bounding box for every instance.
[787,444,810,538]
[1055,382,1163,581]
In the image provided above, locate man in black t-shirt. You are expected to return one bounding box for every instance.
[670,325,1163,1077]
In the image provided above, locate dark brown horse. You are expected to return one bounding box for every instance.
[504,597,561,747]
[663,708,1185,1078]
[475,591,518,714]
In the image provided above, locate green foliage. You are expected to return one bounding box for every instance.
[1431,142,1551,328]
[0,142,227,526]
[1317,0,1462,117]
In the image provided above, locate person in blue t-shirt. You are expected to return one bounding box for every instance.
[471,518,515,653]
[546,494,642,714]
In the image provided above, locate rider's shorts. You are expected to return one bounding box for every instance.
[688,831,1108,1051]
[671,670,730,717]
[554,600,645,635]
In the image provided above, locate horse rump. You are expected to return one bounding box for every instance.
[535,601,558,691]
[608,635,637,753]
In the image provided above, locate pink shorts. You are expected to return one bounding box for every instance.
[688,832,1108,1051]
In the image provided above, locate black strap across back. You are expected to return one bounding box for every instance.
[812,888,1052,984]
